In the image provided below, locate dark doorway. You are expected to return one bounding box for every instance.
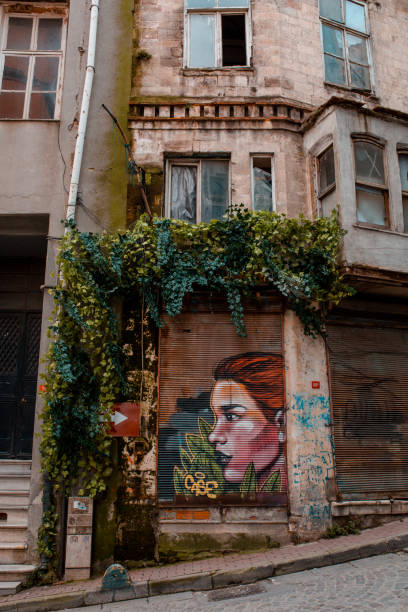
[222,14,247,66]
[0,257,45,459]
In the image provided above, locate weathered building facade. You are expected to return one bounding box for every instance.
[127,0,408,558]
[1,0,408,587]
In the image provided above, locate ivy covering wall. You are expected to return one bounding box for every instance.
[39,206,352,563]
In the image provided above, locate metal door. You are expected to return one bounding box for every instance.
[327,321,408,499]
[0,311,41,458]
[158,300,287,506]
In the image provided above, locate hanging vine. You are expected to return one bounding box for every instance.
[40,205,352,514]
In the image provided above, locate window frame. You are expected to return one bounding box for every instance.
[184,3,252,69]
[165,157,231,223]
[397,149,408,234]
[250,154,275,213]
[352,136,389,229]
[0,7,67,120]
[315,143,337,218]
[319,0,374,92]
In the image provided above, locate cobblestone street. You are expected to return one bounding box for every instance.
[66,551,408,612]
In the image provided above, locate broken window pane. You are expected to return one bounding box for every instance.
[318,146,336,193]
[252,157,273,212]
[399,154,408,192]
[6,18,32,50]
[345,0,366,33]
[170,166,197,223]
[347,34,368,64]
[356,186,386,225]
[403,197,408,233]
[319,0,342,22]
[222,14,246,66]
[37,19,62,51]
[324,54,346,85]
[0,92,25,118]
[322,24,344,57]
[350,62,370,89]
[29,92,56,119]
[189,14,215,68]
[201,161,229,222]
[2,56,29,90]
[32,57,59,91]
[354,142,385,185]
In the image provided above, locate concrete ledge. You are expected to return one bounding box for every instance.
[84,589,113,606]
[275,553,329,576]
[212,564,275,588]
[331,500,392,517]
[0,591,85,611]
[149,573,211,596]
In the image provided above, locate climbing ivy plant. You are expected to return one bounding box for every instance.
[40,205,351,502]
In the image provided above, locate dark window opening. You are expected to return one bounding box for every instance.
[222,14,246,66]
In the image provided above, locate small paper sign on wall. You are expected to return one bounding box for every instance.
[108,402,140,437]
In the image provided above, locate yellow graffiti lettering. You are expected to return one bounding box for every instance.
[184,472,220,499]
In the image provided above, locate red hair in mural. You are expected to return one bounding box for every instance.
[214,352,284,422]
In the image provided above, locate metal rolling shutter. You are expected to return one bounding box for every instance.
[158,305,285,505]
[327,322,408,498]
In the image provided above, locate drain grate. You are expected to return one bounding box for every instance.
[208,583,266,602]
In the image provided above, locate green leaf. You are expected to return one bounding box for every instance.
[198,417,213,439]
[240,462,257,497]
[261,470,282,493]
[173,466,185,494]
[180,448,191,472]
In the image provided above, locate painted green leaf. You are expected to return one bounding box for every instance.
[261,470,282,493]
[186,433,215,457]
[240,462,257,497]
[180,447,191,472]
[173,466,185,494]
[198,417,213,440]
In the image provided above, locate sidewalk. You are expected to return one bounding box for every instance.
[1,518,408,612]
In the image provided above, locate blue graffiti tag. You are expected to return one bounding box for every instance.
[292,395,331,431]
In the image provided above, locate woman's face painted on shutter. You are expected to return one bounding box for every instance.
[208,379,281,483]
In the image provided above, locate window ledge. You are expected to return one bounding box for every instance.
[352,223,408,237]
[324,82,379,102]
[331,500,408,517]
[0,119,60,122]
[181,67,254,76]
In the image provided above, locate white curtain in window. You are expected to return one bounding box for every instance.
[170,166,197,222]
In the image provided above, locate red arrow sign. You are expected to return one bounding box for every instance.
[108,402,140,437]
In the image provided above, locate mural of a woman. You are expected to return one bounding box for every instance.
[208,352,287,491]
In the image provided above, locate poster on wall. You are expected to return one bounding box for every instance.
[158,309,287,505]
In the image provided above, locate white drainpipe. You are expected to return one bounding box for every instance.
[65,0,100,228]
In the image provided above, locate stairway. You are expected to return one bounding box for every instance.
[0,460,35,595]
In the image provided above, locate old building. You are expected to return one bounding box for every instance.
[0,0,133,592]
[1,0,408,588]
[127,0,408,560]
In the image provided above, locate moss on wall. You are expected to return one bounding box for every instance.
[158,533,280,563]
[92,440,122,574]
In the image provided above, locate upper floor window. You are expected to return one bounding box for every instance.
[354,139,388,227]
[319,0,372,91]
[166,158,229,223]
[251,156,274,212]
[0,12,66,119]
[398,153,408,233]
[316,144,337,217]
[185,1,250,69]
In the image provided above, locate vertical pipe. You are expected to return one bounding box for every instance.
[65,0,100,226]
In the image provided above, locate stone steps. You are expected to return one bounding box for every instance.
[0,461,33,594]
[0,543,27,564]
[0,581,22,596]
[0,525,28,543]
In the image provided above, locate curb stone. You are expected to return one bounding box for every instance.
[1,521,408,611]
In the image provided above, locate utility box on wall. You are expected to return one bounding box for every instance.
[65,497,93,580]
